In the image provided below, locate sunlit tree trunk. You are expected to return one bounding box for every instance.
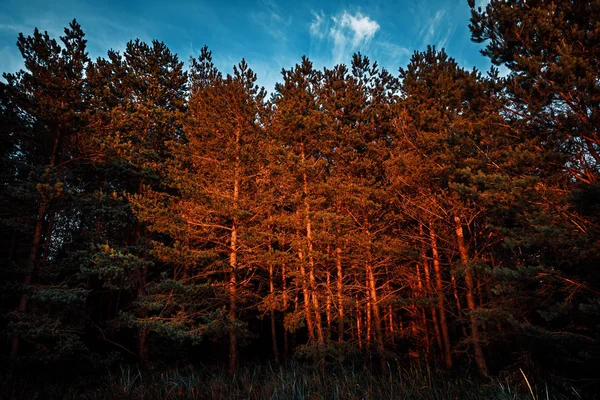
[297,241,314,342]
[228,129,241,375]
[430,224,453,368]
[454,215,488,376]
[366,260,385,371]
[336,246,344,342]
[420,224,442,354]
[302,144,323,344]
[356,289,363,349]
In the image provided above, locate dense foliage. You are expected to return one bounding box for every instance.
[1,1,599,396]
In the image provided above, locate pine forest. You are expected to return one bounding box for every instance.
[1,1,600,398]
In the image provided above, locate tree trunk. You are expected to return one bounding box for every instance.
[326,269,332,333]
[282,261,289,358]
[430,224,453,369]
[336,246,344,342]
[11,130,63,359]
[366,261,385,371]
[420,224,442,354]
[228,128,241,375]
[356,290,362,349]
[366,273,372,346]
[387,305,394,345]
[414,264,430,352]
[135,181,149,364]
[297,245,314,342]
[10,201,49,358]
[269,261,279,364]
[302,144,323,344]
[451,274,468,337]
[454,215,488,377]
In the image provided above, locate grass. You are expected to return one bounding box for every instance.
[2,360,574,399]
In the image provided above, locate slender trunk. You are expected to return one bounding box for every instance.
[292,274,299,350]
[269,260,279,364]
[477,279,484,307]
[387,305,394,345]
[11,130,63,359]
[414,264,429,350]
[135,181,149,364]
[420,225,442,354]
[228,216,239,373]
[451,274,468,337]
[307,234,323,343]
[302,144,323,344]
[297,245,314,342]
[326,269,332,333]
[430,224,453,369]
[282,261,289,358]
[384,266,394,345]
[10,201,49,358]
[228,128,243,375]
[366,273,372,346]
[367,262,384,365]
[336,246,344,342]
[228,255,238,374]
[454,215,488,377]
[355,291,362,349]
[477,278,489,345]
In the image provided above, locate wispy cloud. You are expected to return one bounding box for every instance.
[420,10,445,47]
[0,45,24,75]
[0,23,30,34]
[310,10,380,65]
[436,25,456,50]
[309,11,326,39]
[251,0,292,41]
[375,40,411,66]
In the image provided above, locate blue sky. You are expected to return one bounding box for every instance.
[0,0,493,92]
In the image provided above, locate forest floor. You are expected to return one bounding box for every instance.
[2,360,579,400]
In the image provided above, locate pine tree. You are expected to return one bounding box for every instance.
[469,0,600,184]
[271,57,327,347]
[130,48,267,374]
[3,20,92,361]
[84,39,187,363]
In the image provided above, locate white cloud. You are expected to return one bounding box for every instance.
[309,11,326,39]
[332,11,380,48]
[310,10,380,65]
